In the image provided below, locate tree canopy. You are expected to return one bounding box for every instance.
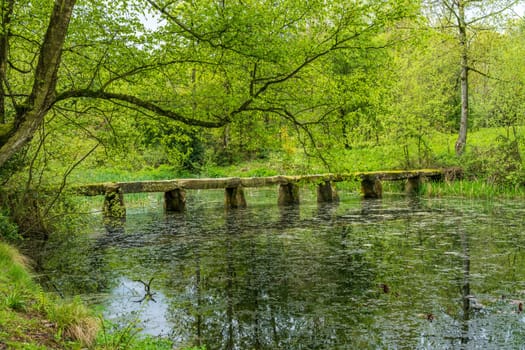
[0,0,523,178]
[0,0,415,169]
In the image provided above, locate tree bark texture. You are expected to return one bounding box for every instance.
[0,0,76,168]
[455,0,468,156]
[0,0,14,124]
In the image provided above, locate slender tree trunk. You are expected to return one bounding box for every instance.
[455,0,468,155]
[0,0,76,168]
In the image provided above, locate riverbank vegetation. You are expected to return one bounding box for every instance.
[0,241,97,349]
[1,0,525,348]
[0,237,203,348]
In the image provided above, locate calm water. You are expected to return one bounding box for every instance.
[29,189,525,349]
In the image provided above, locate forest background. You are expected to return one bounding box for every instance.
[0,0,523,235]
[0,0,525,348]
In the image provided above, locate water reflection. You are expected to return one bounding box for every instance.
[104,277,173,336]
[27,194,525,349]
[460,225,472,347]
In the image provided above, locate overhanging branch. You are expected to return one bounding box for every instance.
[54,89,229,128]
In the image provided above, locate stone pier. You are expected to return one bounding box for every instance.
[103,184,126,219]
[361,176,383,199]
[404,176,422,195]
[317,181,339,203]
[225,186,247,209]
[164,188,186,212]
[278,183,300,206]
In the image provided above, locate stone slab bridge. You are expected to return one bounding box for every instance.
[73,168,461,219]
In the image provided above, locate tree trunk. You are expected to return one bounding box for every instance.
[0,0,76,168]
[455,0,468,155]
[0,0,14,124]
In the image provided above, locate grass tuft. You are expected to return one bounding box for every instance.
[4,288,27,311]
[45,297,99,347]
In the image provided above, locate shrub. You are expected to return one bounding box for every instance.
[0,211,19,241]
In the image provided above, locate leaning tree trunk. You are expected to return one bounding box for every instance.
[0,0,76,168]
[0,0,14,125]
[455,0,468,156]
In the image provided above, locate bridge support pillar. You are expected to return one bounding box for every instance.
[103,184,126,219]
[317,181,339,203]
[225,186,247,209]
[405,176,422,195]
[278,183,300,205]
[165,188,186,212]
[361,177,382,199]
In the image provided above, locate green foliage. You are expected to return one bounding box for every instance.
[0,188,88,239]
[244,167,279,177]
[0,151,26,186]
[200,158,281,178]
[96,318,175,350]
[422,179,525,199]
[133,118,206,170]
[96,318,141,350]
[0,122,13,144]
[3,288,27,311]
[461,135,523,186]
[0,211,19,241]
[0,0,524,192]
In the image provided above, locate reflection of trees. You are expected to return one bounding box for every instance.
[31,196,525,348]
[166,204,382,349]
[416,206,525,349]
[459,225,471,347]
[225,210,236,350]
[194,249,203,346]
[23,224,113,296]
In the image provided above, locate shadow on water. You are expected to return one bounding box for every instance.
[23,194,525,349]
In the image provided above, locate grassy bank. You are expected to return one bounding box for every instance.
[67,126,524,182]
[0,240,204,349]
[0,242,97,349]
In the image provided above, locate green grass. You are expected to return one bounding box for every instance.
[96,318,177,350]
[0,241,203,349]
[65,126,524,180]
[61,127,525,201]
[68,164,183,184]
[421,179,525,199]
[0,242,76,349]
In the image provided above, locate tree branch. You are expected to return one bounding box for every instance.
[466,1,520,26]
[54,89,229,128]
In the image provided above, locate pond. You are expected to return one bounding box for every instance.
[28,189,525,349]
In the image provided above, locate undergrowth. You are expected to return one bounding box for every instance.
[0,242,98,349]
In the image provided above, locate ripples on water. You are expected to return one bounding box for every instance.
[31,189,525,349]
